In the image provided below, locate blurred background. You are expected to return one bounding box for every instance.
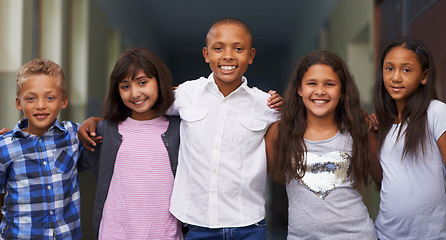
[1,0,445,239]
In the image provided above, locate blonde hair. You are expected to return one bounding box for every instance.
[16,58,66,97]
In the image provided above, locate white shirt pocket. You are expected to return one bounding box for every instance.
[180,108,207,141]
[235,116,267,152]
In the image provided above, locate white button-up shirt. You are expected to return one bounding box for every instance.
[168,73,280,228]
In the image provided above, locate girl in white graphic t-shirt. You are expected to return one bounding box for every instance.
[373,36,446,239]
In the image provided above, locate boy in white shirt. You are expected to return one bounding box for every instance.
[79,18,280,239]
[168,18,279,239]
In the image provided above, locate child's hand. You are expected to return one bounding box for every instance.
[267,90,282,111]
[78,117,103,152]
[0,128,11,135]
[172,84,181,91]
[367,113,378,131]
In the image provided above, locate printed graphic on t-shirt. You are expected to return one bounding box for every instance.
[299,151,350,199]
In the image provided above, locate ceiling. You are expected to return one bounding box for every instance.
[93,0,338,90]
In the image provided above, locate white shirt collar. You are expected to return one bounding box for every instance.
[205,72,256,97]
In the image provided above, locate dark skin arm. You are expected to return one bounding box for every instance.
[368,129,382,187]
[262,92,282,173]
[364,111,382,187]
[265,121,279,174]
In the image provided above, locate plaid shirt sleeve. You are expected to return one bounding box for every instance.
[0,119,83,240]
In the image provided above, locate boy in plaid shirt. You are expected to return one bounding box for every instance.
[0,59,85,239]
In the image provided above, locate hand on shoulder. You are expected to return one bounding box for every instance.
[78,117,103,152]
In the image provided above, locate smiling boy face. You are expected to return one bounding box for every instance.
[203,23,255,96]
[15,75,68,136]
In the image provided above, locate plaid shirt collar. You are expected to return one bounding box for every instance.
[12,118,66,139]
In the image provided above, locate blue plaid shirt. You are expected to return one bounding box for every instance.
[0,119,83,240]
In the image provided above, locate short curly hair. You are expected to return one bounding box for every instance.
[16,58,66,97]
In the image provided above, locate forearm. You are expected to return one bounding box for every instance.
[368,130,382,187]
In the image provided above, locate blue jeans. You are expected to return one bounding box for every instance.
[185,219,267,240]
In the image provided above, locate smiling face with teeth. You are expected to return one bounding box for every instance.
[16,75,68,136]
[203,23,255,96]
[118,69,160,120]
[298,64,343,120]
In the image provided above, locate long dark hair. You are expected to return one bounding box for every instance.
[103,48,174,122]
[374,36,436,158]
[272,50,369,188]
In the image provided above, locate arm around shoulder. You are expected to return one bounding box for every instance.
[78,120,108,179]
[78,117,103,152]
